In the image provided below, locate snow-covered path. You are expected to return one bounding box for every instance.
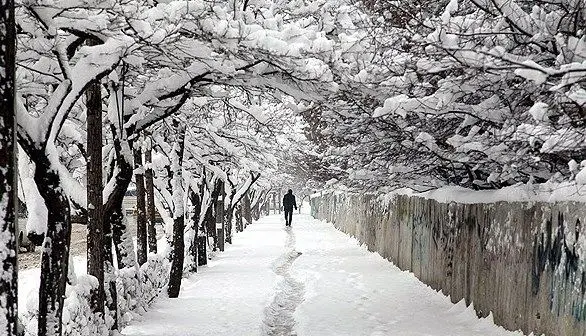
[122,213,531,336]
[263,227,304,335]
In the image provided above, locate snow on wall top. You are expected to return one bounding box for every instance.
[312,182,586,204]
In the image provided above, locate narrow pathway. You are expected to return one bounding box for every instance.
[262,227,304,335]
[122,211,530,336]
[122,215,287,336]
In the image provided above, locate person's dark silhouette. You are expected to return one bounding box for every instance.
[282,189,297,226]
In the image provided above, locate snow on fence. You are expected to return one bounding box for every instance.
[21,254,170,336]
[311,192,586,336]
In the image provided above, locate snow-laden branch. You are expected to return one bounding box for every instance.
[230,172,261,208]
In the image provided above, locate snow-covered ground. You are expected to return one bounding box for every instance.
[121,210,535,336]
[122,214,287,336]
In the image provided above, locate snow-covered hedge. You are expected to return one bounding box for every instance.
[115,254,169,327]
[62,275,110,336]
[21,254,170,336]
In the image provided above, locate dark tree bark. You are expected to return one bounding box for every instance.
[102,218,118,330]
[251,199,259,221]
[168,122,186,298]
[196,178,207,267]
[134,142,147,266]
[224,196,232,244]
[101,127,135,330]
[144,138,157,254]
[35,160,71,336]
[104,133,135,270]
[266,196,271,215]
[224,178,236,244]
[243,192,252,228]
[203,205,215,250]
[235,204,243,232]
[197,235,207,266]
[215,180,225,252]
[204,180,222,251]
[110,195,136,269]
[101,124,139,331]
[187,187,201,273]
[0,1,17,333]
[85,39,105,316]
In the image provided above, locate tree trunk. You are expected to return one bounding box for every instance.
[102,168,119,330]
[224,207,232,244]
[101,144,118,330]
[187,188,201,273]
[203,203,215,250]
[103,218,118,330]
[168,123,186,298]
[197,235,207,266]
[263,197,269,216]
[251,201,259,221]
[103,137,135,330]
[167,213,184,297]
[224,192,232,244]
[85,40,105,316]
[110,207,136,269]
[104,135,136,270]
[277,189,283,214]
[215,180,225,252]
[235,204,243,232]
[243,192,252,228]
[134,142,147,266]
[204,180,221,251]
[0,1,18,332]
[250,190,266,220]
[144,138,157,254]
[35,162,71,336]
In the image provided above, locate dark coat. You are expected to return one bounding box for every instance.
[283,193,297,210]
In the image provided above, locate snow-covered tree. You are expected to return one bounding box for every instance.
[295,0,586,192]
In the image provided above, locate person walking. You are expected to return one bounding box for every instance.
[282,189,297,226]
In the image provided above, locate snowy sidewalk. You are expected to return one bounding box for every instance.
[122,213,530,336]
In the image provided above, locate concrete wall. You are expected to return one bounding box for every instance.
[310,192,586,336]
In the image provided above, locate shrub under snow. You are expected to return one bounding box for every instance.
[21,254,170,336]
